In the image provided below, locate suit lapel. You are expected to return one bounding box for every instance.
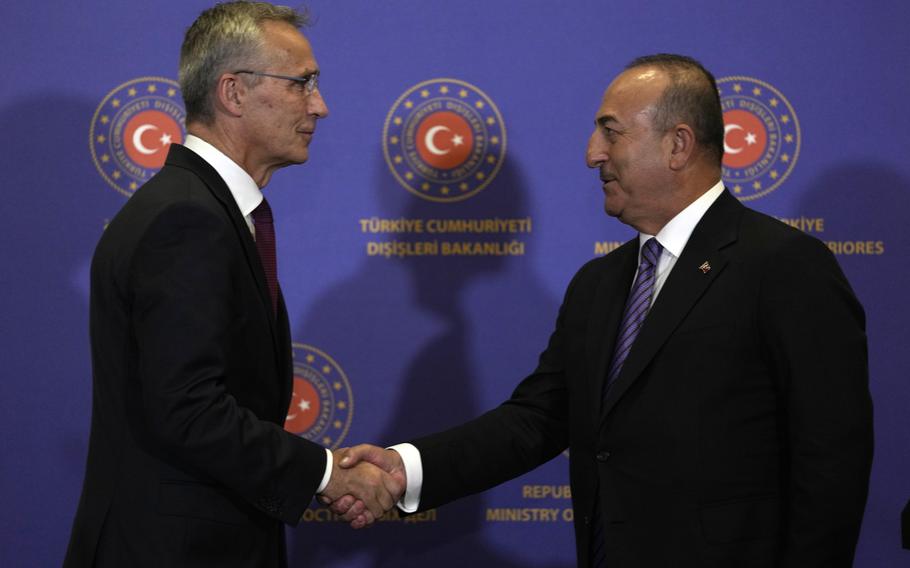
[586,239,639,415]
[600,190,743,424]
[164,145,282,359]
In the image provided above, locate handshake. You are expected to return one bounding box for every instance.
[317,444,406,529]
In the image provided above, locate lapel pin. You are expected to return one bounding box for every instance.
[698,261,711,274]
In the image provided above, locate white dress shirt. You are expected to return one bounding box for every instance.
[181,135,334,494]
[640,179,725,301]
[391,179,726,513]
[183,135,263,233]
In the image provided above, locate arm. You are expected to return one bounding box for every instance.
[760,234,873,566]
[411,361,570,511]
[331,367,569,522]
[333,268,586,518]
[131,202,395,524]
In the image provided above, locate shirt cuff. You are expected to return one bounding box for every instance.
[316,447,333,494]
[388,443,422,513]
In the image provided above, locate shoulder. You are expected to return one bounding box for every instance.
[108,164,224,233]
[561,238,637,300]
[96,164,233,269]
[737,206,833,262]
[735,207,855,305]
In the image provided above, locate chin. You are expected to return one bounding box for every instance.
[603,198,622,218]
[288,151,309,165]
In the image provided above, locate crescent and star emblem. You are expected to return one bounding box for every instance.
[723,123,759,155]
[132,123,173,155]
[383,78,506,202]
[285,395,312,423]
[717,76,800,200]
[423,124,465,156]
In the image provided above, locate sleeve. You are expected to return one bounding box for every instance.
[389,443,423,513]
[130,201,327,526]
[759,233,873,567]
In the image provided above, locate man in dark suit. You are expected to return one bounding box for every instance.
[332,54,874,567]
[65,3,402,567]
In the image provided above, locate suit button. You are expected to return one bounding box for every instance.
[583,515,590,526]
[595,451,611,462]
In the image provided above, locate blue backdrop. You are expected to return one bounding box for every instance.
[2,1,908,566]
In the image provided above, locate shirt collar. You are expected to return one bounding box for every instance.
[183,134,263,218]
[639,179,725,258]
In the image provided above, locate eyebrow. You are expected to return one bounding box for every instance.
[597,114,620,127]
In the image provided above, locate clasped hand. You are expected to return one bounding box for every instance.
[318,445,406,529]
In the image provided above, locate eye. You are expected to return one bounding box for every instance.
[290,73,319,95]
[292,78,309,92]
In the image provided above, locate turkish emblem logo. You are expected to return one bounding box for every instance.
[90,77,186,197]
[383,78,506,202]
[284,343,353,449]
[717,76,800,201]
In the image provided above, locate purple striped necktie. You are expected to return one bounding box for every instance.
[605,237,663,389]
[251,198,278,316]
[591,237,663,568]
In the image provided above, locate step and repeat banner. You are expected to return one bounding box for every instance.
[2,1,908,566]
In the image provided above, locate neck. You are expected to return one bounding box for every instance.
[187,122,277,188]
[631,168,722,235]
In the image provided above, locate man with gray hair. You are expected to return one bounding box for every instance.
[65,3,402,567]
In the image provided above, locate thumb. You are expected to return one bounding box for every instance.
[339,444,386,469]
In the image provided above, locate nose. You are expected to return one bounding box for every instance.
[586,129,605,169]
[308,88,329,118]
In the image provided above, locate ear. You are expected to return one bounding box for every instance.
[668,123,696,170]
[212,73,246,118]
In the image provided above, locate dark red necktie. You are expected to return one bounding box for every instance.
[251,198,278,315]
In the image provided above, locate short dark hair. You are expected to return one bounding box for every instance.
[179,1,309,125]
[625,54,724,164]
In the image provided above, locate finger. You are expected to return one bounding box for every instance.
[380,470,405,502]
[349,508,373,528]
[328,494,355,515]
[333,447,351,468]
[341,499,366,522]
[318,495,332,506]
[339,444,386,469]
[361,493,386,520]
[389,460,407,489]
[374,480,395,512]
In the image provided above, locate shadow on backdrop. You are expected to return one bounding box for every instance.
[795,163,910,567]
[287,154,570,567]
[0,94,124,565]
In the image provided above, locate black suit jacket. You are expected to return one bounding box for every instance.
[65,145,326,568]
[412,190,873,567]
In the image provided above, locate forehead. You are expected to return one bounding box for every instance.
[260,21,318,71]
[595,67,667,125]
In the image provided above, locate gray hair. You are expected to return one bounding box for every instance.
[179,1,309,125]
